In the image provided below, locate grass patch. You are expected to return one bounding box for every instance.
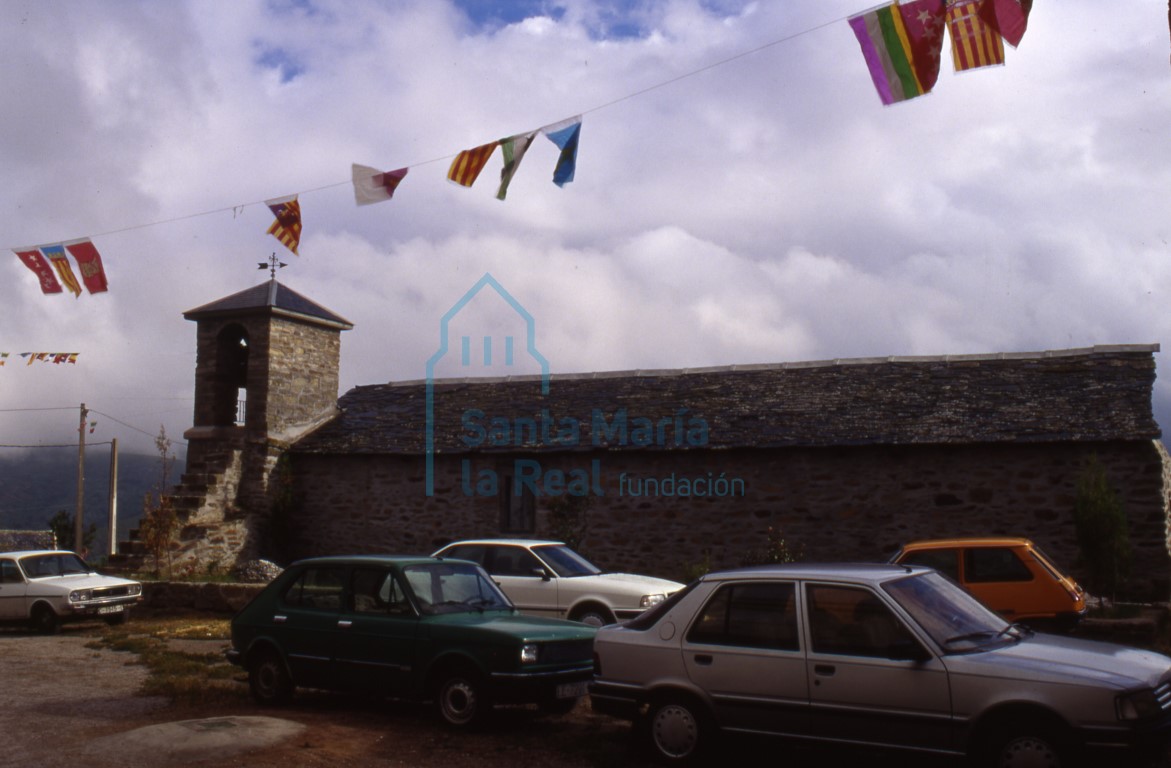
[83,614,248,707]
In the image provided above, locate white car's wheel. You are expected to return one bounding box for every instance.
[570,606,614,627]
[29,604,60,634]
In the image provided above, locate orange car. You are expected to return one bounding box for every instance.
[890,537,1087,628]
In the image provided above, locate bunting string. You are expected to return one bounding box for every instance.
[0,353,80,367]
[9,1,1038,275]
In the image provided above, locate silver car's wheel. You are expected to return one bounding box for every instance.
[992,731,1064,768]
[648,699,705,763]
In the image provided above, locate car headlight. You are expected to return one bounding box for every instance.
[69,589,92,603]
[1117,689,1165,720]
[521,643,539,664]
[128,583,143,596]
[640,594,665,608]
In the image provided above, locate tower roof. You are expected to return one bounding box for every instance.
[183,279,353,330]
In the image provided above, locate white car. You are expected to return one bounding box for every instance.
[432,539,683,627]
[0,550,143,633]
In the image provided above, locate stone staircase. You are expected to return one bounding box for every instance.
[112,448,244,570]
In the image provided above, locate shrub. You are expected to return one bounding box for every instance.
[1073,455,1130,601]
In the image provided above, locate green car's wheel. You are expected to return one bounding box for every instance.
[248,649,294,705]
[435,669,491,728]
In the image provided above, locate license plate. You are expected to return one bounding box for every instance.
[97,605,124,615]
[555,681,588,699]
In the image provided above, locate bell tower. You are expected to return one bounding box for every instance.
[171,278,352,567]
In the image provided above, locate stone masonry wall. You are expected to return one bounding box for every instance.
[285,440,1171,601]
[264,319,341,438]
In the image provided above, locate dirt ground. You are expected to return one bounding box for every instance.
[0,621,658,768]
[0,619,964,768]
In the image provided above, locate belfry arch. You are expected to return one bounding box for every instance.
[213,323,250,427]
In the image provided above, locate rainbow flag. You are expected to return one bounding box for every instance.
[849,1,946,105]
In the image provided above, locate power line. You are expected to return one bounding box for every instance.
[2,8,851,251]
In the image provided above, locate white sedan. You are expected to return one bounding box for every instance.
[432,539,683,627]
[0,550,143,633]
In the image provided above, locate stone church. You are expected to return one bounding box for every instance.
[154,277,1171,599]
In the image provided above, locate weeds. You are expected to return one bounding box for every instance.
[84,614,245,707]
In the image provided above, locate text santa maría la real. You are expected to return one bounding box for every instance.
[456,407,746,499]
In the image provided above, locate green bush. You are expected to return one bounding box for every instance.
[1073,455,1130,601]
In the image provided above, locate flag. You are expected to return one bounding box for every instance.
[947,0,1004,72]
[541,117,581,187]
[496,132,536,200]
[42,244,82,297]
[849,3,913,105]
[64,238,109,294]
[978,0,1031,48]
[14,247,63,294]
[266,195,302,255]
[447,141,499,187]
[849,2,944,105]
[900,0,948,92]
[352,164,408,206]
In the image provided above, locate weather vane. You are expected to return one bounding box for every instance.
[258,252,287,279]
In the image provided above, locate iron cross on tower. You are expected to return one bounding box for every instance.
[258,252,287,279]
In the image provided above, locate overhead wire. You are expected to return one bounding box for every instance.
[2,8,852,251]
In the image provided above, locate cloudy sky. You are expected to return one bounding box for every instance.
[1,0,1169,461]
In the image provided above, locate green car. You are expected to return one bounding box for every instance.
[226,555,596,726]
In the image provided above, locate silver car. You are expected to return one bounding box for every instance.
[590,563,1171,766]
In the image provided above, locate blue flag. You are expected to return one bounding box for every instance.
[541,116,581,187]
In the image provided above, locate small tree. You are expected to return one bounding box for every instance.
[739,525,804,567]
[140,492,178,578]
[47,510,96,554]
[139,425,179,578]
[1072,455,1131,603]
[546,493,591,553]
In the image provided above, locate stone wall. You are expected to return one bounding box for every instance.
[264,319,342,438]
[285,439,1171,601]
[141,580,265,613]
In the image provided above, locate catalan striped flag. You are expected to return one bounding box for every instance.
[947,0,1004,72]
[447,141,499,187]
[41,244,82,297]
[849,1,945,105]
[265,195,302,255]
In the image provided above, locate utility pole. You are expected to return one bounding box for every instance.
[75,403,86,554]
[108,438,118,557]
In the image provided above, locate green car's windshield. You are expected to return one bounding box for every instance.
[883,571,1017,653]
[532,545,602,578]
[19,553,90,578]
[402,562,512,615]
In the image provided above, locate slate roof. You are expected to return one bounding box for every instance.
[184,279,353,329]
[291,345,1160,456]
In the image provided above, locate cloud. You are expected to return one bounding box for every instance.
[1,0,1168,461]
